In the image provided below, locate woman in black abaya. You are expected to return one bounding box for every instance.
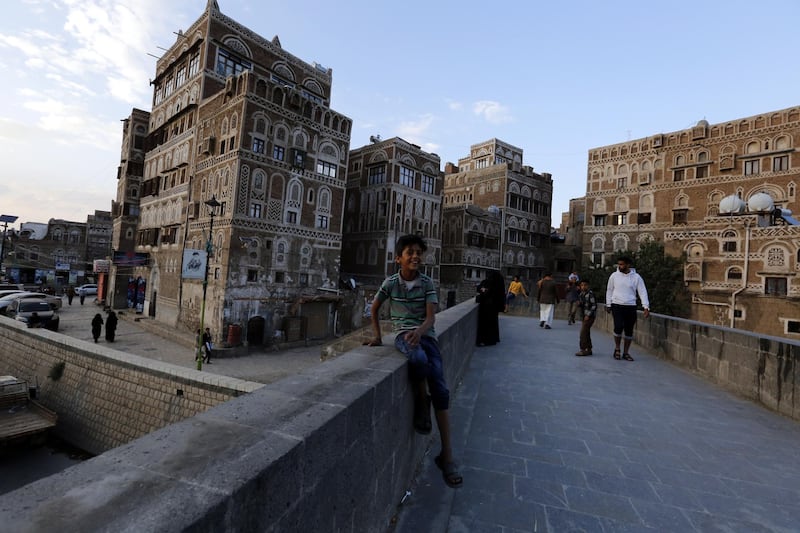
[476,271,505,346]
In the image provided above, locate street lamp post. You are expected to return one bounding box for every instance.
[0,214,19,281]
[196,196,220,370]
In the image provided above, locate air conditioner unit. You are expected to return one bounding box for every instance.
[201,136,216,154]
[651,135,663,148]
[187,202,196,219]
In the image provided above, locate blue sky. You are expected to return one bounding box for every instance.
[2,0,800,230]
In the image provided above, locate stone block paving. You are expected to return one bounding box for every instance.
[394,315,800,533]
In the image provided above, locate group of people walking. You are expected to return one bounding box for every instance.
[90,311,117,343]
[475,256,650,361]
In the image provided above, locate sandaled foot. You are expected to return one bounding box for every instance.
[613,349,621,360]
[622,353,634,361]
[435,455,463,488]
[413,395,432,435]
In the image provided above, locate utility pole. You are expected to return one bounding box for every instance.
[0,214,19,280]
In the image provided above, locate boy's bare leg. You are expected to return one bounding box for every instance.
[434,409,453,463]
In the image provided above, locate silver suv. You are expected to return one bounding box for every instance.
[5,298,60,331]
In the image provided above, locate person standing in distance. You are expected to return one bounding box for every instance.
[606,256,650,361]
[537,273,559,329]
[575,280,596,356]
[564,281,580,325]
[504,275,528,313]
[364,234,462,488]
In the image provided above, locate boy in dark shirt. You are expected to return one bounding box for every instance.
[365,234,462,488]
[575,280,597,356]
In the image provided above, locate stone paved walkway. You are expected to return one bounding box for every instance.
[393,314,800,532]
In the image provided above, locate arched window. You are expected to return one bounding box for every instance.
[726,267,743,281]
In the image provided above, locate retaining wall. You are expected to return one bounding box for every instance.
[0,299,478,532]
[0,319,262,454]
[592,310,800,421]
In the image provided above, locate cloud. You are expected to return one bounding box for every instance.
[446,99,463,111]
[472,100,513,124]
[397,114,435,139]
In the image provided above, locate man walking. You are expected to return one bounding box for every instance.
[537,273,558,329]
[565,281,579,325]
[606,256,650,361]
[575,280,596,356]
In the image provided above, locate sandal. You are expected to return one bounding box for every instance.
[435,454,463,488]
[622,353,635,361]
[613,349,621,360]
[413,395,432,435]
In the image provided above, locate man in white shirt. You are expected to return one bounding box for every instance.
[605,256,650,361]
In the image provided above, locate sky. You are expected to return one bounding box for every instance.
[2,0,800,232]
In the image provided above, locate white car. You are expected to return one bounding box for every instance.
[76,284,98,297]
[0,291,63,312]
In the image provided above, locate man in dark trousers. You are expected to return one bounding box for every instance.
[202,327,213,364]
[575,280,597,356]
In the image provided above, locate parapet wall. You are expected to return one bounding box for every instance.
[0,300,478,532]
[0,319,262,454]
[592,310,800,421]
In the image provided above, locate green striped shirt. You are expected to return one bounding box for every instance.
[376,272,438,339]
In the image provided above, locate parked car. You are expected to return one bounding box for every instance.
[0,291,63,312]
[4,298,60,331]
[0,289,25,299]
[76,284,98,297]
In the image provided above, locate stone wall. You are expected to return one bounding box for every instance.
[0,299,478,532]
[0,319,262,454]
[592,310,800,421]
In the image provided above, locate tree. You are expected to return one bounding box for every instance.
[580,241,690,317]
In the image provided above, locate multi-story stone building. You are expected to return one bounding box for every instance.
[441,139,553,296]
[124,1,352,343]
[440,204,501,303]
[108,109,148,308]
[85,210,112,266]
[341,136,442,290]
[10,220,87,288]
[584,105,800,338]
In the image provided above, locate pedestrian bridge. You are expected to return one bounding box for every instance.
[1,303,800,532]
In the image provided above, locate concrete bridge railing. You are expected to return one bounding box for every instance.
[0,299,478,532]
[4,299,799,532]
[591,309,800,422]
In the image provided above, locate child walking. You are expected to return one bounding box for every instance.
[365,234,463,488]
[575,280,597,356]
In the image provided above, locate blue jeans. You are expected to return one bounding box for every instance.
[394,333,450,411]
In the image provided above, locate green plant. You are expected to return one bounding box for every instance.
[580,240,690,317]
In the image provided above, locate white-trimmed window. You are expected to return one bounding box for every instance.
[399,166,414,187]
[316,160,337,178]
[368,165,386,185]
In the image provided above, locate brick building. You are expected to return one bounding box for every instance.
[108,109,148,308]
[441,138,553,297]
[341,136,442,290]
[10,220,87,289]
[583,106,800,338]
[440,204,501,303]
[119,0,352,344]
